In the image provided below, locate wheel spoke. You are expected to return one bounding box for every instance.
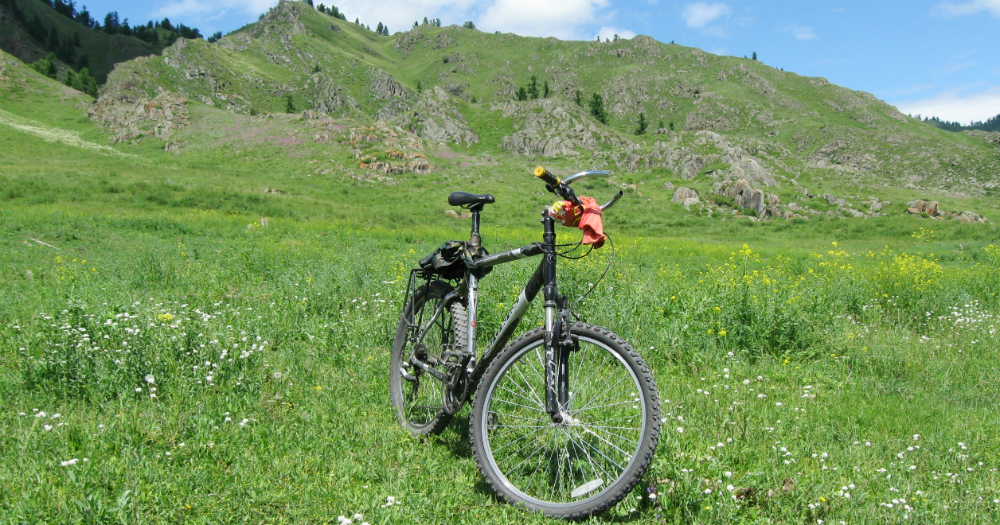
[391,283,465,435]
[474,327,659,514]
[561,427,613,494]
[497,382,546,410]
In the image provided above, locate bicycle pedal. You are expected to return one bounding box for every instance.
[399,366,417,382]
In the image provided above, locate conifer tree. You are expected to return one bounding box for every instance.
[285,94,295,113]
[589,93,607,124]
[48,27,60,50]
[527,76,538,99]
[376,22,383,34]
[543,80,549,98]
[635,112,647,135]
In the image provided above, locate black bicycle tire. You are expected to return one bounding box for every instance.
[389,281,467,436]
[469,323,660,519]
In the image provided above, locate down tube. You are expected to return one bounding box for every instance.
[482,262,545,362]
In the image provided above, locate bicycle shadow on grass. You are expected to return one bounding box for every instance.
[428,411,473,459]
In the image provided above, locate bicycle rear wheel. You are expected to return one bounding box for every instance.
[390,281,467,435]
[469,323,660,519]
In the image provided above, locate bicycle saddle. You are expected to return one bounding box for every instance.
[448,192,496,206]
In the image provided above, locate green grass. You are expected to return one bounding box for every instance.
[4,32,1000,524]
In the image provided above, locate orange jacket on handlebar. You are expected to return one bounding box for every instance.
[549,197,605,248]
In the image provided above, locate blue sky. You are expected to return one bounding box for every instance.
[74,0,1000,124]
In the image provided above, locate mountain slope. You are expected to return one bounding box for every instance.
[88,1,999,219]
[0,0,185,83]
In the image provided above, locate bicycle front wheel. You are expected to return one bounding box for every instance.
[469,323,660,519]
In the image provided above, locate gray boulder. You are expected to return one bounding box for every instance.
[824,194,847,207]
[717,179,778,217]
[671,187,699,203]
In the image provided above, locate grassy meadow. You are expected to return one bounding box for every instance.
[4,53,1000,524]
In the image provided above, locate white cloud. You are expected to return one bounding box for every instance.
[596,26,636,41]
[792,25,817,40]
[935,0,1000,17]
[478,0,609,40]
[334,0,480,35]
[151,0,615,40]
[894,87,1000,124]
[681,2,730,28]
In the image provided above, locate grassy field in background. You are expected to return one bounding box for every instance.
[4,60,1000,523]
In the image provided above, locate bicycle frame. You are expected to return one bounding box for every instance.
[437,205,572,423]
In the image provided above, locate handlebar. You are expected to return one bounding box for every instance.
[534,166,621,211]
[601,191,625,212]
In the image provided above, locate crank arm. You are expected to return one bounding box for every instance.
[408,357,448,382]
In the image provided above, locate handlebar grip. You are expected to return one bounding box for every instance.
[534,166,561,188]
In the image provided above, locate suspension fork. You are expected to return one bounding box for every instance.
[540,210,572,423]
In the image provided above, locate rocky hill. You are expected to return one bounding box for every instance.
[73,1,1000,220]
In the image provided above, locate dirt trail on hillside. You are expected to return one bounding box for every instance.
[0,109,135,158]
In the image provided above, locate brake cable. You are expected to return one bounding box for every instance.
[569,233,615,309]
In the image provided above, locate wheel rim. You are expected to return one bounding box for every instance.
[480,336,648,508]
[400,294,452,429]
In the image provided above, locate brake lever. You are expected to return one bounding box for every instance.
[600,191,625,211]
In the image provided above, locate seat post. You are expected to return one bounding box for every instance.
[468,204,484,247]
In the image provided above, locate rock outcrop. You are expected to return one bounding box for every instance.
[824,194,847,207]
[89,85,189,143]
[957,211,989,223]
[695,131,776,186]
[408,87,479,146]
[247,0,307,41]
[672,187,699,203]
[907,200,940,217]
[370,70,410,121]
[311,77,361,115]
[716,179,778,217]
[495,98,615,156]
[905,200,988,222]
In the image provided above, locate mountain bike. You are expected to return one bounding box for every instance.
[389,166,661,519]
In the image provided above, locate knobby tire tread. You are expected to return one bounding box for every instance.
[389,281,467,436]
